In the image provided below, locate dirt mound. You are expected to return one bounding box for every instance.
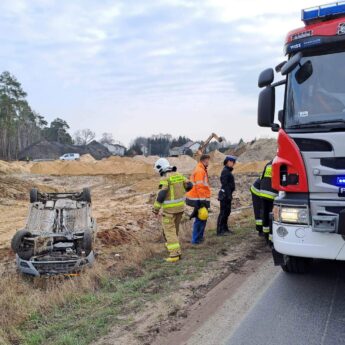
[97,227,139,245]
[237,139,276,163]
[235,161,269,174]
[0,176,57,200]
[30,156,155,176]
[133,155,160,165]
[80,154,96,163]
[133,155,196,175]
[169,155,197,174]
[209,150,226,163]
[0,160,30,175]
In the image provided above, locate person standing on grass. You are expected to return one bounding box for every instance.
[153,158,193,262]
[217,156,236,236]
[186,154,211,244]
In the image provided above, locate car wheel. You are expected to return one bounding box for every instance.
[82,188,91,203]
[11,230,34,260]
[30,188,39,203]
[82,230,93,256]
[281,256,310,274]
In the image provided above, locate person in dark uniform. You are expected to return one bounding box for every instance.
[250,177,263,236]
[259,160,278,243]
[217,155,237,236]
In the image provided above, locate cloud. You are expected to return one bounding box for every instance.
[0,0,315,144]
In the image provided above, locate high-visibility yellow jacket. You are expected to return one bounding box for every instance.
[153,172,192,214]
[259,161,278,200]
[186,162,211,208]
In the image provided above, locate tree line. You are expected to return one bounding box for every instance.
[0,71,73,160]
[0,71,236,160]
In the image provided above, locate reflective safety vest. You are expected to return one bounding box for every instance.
[260,161,278,200]
[153,172,188,214]
[186,162,211,208]
[250,177,261,197]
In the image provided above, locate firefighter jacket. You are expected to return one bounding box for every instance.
[153,172,192,214]
[186,162,211,208]
[250,177,261,197]
[259,161,278,201]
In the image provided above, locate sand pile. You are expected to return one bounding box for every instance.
[133,155,159,165]
[169,155,196,174]
[133,155,197,175]
[208,150,226,163]
[234,161,269,174]
[237,139,277,163]
[0,160,30,175]
[30,156,155,176]
[80,154,96,163]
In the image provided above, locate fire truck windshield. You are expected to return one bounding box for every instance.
[285,49,345,130]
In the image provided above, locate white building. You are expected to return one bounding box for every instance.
[169,141,201,156]
[103,143,126,156]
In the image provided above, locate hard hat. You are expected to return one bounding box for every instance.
[154,158,171,175]
[198,207,209,221]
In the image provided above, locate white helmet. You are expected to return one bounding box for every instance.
[154,158,171,175]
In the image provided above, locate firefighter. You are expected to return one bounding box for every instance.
[153,158,193,262]
[217,155,236,236]
[186,154,211,244]
[259,160,278,243]
[250,177,263,236]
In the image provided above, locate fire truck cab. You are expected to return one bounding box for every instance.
[258,3,345,273]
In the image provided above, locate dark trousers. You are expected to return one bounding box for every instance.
[251,192,263,232]
[217,199,231,234]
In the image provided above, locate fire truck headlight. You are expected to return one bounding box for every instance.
[280,206,309,225]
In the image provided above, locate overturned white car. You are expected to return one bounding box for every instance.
[11,188,97,276]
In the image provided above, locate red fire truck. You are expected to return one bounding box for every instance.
[258,2,345,273]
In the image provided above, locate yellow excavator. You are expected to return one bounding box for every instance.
[194,133,224,160]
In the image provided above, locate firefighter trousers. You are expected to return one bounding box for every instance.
[162,212,183,258]
[251,192,263,232]
[261,198,274,241]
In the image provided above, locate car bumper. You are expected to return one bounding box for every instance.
[273,221,345,260]
[16,251,95,276]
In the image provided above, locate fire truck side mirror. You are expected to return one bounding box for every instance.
[258,86,275,127]
[258,68,274,88]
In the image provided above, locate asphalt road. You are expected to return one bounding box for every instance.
[227,261,345,345]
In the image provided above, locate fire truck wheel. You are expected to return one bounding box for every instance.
[281,256,310,274]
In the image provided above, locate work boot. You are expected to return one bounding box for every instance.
[165,256,180,263]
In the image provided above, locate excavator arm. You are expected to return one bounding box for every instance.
[194,133,224,158]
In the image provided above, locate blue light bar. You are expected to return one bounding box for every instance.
[302,2,345,24]
[337,176,345,185]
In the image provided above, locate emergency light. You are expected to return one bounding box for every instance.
[302,2,345,24]
[337,176,345,185]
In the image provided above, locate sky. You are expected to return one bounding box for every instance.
[0,0,320,146]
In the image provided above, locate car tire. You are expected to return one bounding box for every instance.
[82,230,93,256]
[281,256,309,274]
[82,188,91,203]
[11,230,34,260]
[30,188,39,203]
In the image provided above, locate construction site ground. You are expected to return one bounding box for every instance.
[0,152,271,345]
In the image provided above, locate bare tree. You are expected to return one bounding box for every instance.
[99,132,114,145]
[74,129,96,146]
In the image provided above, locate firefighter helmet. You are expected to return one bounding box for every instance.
[154,158,172,175]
